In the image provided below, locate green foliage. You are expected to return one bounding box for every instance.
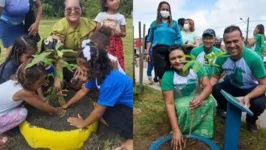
[26,36,77,104]
[40,0,132,18]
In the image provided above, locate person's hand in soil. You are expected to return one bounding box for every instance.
[55,108,66,115]
[172,128,184,150]
[67,114,85,128]
[189,97,203,110]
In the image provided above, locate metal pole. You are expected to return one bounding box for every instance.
[138,21,142,86]
[133,26,135,86]
[139,24,146,87]
[245,17,249,46]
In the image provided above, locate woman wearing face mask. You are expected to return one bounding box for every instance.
[182,18,200,53]
[146,1,182,84]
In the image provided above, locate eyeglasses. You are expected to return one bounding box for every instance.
[65,7,81,14]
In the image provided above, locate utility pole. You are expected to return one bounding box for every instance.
[245,17,249,46]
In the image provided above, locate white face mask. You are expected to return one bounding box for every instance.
[160,10,170,18]
[184,23,190,31]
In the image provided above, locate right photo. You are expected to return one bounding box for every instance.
[133,0,266,150]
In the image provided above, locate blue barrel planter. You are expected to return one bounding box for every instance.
[148,133,219,150]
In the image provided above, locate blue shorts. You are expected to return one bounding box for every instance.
[0,20,27,48]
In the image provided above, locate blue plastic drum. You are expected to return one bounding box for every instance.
[148,133,220,150]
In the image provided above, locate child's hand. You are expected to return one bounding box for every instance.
[61,103,69,109]
[56,108,66,115]
[67,114,85,128]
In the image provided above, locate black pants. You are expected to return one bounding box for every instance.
[212,79,266,124]
[152,45,169,79]
[103,105,133,139]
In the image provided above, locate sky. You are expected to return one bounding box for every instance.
[133,0,266,39]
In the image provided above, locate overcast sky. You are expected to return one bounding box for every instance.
[133,0,266,39]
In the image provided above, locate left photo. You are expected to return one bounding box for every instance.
[0,0,133,149]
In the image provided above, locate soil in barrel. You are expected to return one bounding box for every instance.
[158,138,210,150]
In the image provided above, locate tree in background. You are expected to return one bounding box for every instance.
[40,0,132,18]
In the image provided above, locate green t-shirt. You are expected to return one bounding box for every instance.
[191,45,221,78]
[255,34,265,57]
[214,47,266,89]
[161,65,206,98]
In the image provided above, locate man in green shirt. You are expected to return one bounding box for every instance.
[210,25,266,133]
[191,29,221,78]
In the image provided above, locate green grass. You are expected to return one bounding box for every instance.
[0,18,133,77]
[134,86,266,150]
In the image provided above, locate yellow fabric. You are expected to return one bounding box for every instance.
[52,17,96,60]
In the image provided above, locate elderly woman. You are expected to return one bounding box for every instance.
[146,1,182,84]
[161,45,215,149]
[51,0,96,90]
[0,0,42,57]
[182,18,200,53]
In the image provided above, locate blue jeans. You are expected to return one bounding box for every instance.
[147,50,158,82]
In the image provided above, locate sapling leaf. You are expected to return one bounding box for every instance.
[183,61,194,73]
[57,51,63,58]
[192,61,200,73]
[61,49,76,53]
[55,69,63,82]
[60,60,74,72]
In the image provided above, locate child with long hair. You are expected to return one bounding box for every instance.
[0,61,65,145]
[63,45,133,150]
[94,0,126,71]
[0,35,37,84]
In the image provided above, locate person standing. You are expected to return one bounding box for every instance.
[0,0,42,57]
[145,1,182,84]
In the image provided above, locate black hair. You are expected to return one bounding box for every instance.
[78,45,112,85]
[0,35,37,81]
[14,60,47,91]
[178,18,185,27]
[90,26,112,48]
[223,25,243,38]
[40,38,62,53]
[165,44,189,71]
[155,1,173,27]
[100,0,108,12]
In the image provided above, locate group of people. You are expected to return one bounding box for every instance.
[145,1,266,149]
[0,0,133,149]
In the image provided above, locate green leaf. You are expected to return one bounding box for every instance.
[57,51,63,58]
[56,42,63,50]
[205,55,213,59]
[60,60,74,72]
[192,61,201,73]
[61,49,76,53]
[183,61,194,73]
[42,58,54,66]
[55,69,63,82]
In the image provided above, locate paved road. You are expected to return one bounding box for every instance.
[134,58,266,128]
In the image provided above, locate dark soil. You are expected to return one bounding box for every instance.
[26,90,94,131]
[158,138,210,150]
[2,90,122,150]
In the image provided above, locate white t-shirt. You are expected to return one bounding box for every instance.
[108,53,125,74]
[0,80,23,116]
[94,12,126,32]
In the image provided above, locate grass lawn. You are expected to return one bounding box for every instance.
[134,86,266,150]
